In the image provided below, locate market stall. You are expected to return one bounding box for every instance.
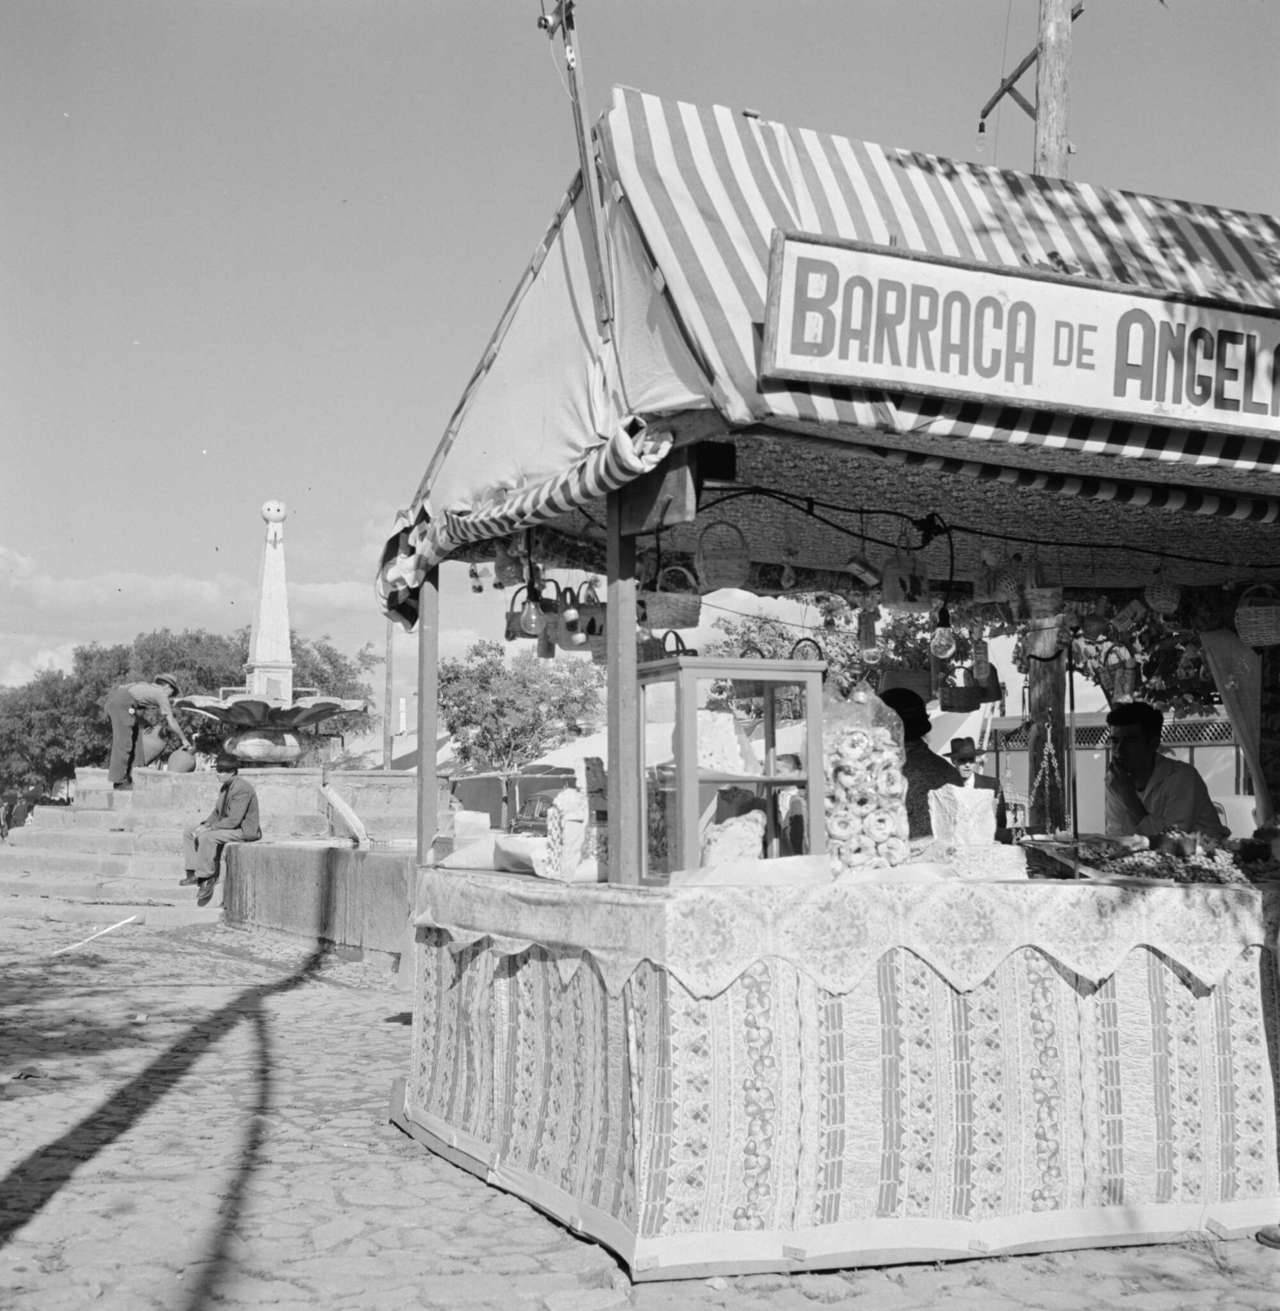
[381,85,1280,1278]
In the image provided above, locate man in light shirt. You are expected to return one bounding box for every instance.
[943,737,1010,839]
[1104,701,1228,840]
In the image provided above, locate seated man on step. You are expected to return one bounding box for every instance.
[183,752,262,907]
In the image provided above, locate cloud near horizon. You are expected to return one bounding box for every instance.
[0,542,388,690]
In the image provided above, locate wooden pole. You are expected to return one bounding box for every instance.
[605,490,641,883]
[383,616,394,771]
[1026,0,1071,833]
[416,569,440,866]
[1034,0,1072,179]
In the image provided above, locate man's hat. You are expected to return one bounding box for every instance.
[155,672,182,695]
[944,736,981,763]
[214,752,241,772]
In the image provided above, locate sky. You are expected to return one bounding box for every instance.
[3,0,1278,727]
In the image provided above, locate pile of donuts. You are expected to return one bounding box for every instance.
[823,724,911,874]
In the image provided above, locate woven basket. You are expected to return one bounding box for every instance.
[695,522,751,591]
[662,630,697,658]
[638,565,702,629]
[1144,578,1181,616]
[1234,585,1280,647]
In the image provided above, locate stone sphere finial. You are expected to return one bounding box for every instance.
[262,499,287,523]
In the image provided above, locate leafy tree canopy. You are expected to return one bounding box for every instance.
[438,641,605,774]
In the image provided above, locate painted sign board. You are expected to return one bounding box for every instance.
[762,231,1280,439]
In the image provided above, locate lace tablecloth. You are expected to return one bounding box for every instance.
[415,868,1277,997]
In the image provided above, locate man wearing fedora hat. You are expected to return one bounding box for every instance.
[944,737,1010,838]
[182,752,262,907]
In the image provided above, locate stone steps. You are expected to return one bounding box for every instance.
[5,765,419,923]
[6,827,138,854]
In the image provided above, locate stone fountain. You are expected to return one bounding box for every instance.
[177,500,367,764]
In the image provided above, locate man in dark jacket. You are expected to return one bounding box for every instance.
[182,752,261,907]
[879,687,962,841]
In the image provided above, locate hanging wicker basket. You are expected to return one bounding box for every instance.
[638,565,702,629]
[1144,578,1181,616]
[695,522,751,592]
[1234,585,1280,647]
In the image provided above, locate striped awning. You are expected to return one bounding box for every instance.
[601,87,1280,475]
[377,420,671,627]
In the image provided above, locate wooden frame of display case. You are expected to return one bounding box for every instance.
[636,655,827,878]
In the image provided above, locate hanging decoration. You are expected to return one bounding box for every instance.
[880,533,930,613]
[928,602,958,660]
[857,605,882,666]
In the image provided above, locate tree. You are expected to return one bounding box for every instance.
[438,641,605,773]
[0,671,87,793]
[0,627,378,793]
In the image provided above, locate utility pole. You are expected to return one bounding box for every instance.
[1034,0,1072,178]
[979,0,1079,834]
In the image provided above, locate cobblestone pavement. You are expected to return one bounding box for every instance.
[1,901,1278,1310]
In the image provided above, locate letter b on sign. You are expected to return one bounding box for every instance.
[790,257,838,358]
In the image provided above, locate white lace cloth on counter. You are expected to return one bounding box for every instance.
[415,868,1276,998]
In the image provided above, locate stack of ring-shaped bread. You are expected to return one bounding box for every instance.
[823,724,911,875]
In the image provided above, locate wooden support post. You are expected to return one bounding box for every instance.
[1025,0,1071,830]
[416,569,440,866]
[606,490,641,883]
[1035,0,1072,178]
[383,616,394,771]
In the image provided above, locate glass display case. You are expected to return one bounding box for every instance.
[637,655,827,881]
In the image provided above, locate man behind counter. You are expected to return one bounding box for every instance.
[1104,700,1228,840]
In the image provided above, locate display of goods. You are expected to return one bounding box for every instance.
[689,709,755,774]
[1093,844,1248,885]
[823,725,910,876]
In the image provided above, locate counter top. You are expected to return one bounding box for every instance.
[415,867,1278,998]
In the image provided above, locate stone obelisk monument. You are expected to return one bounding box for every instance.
[246,499,294,705]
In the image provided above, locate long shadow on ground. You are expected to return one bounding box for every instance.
[0,944,332,1311]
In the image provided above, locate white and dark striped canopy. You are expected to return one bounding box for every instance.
[600,86,1280,472]
[378,88,1280,623]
